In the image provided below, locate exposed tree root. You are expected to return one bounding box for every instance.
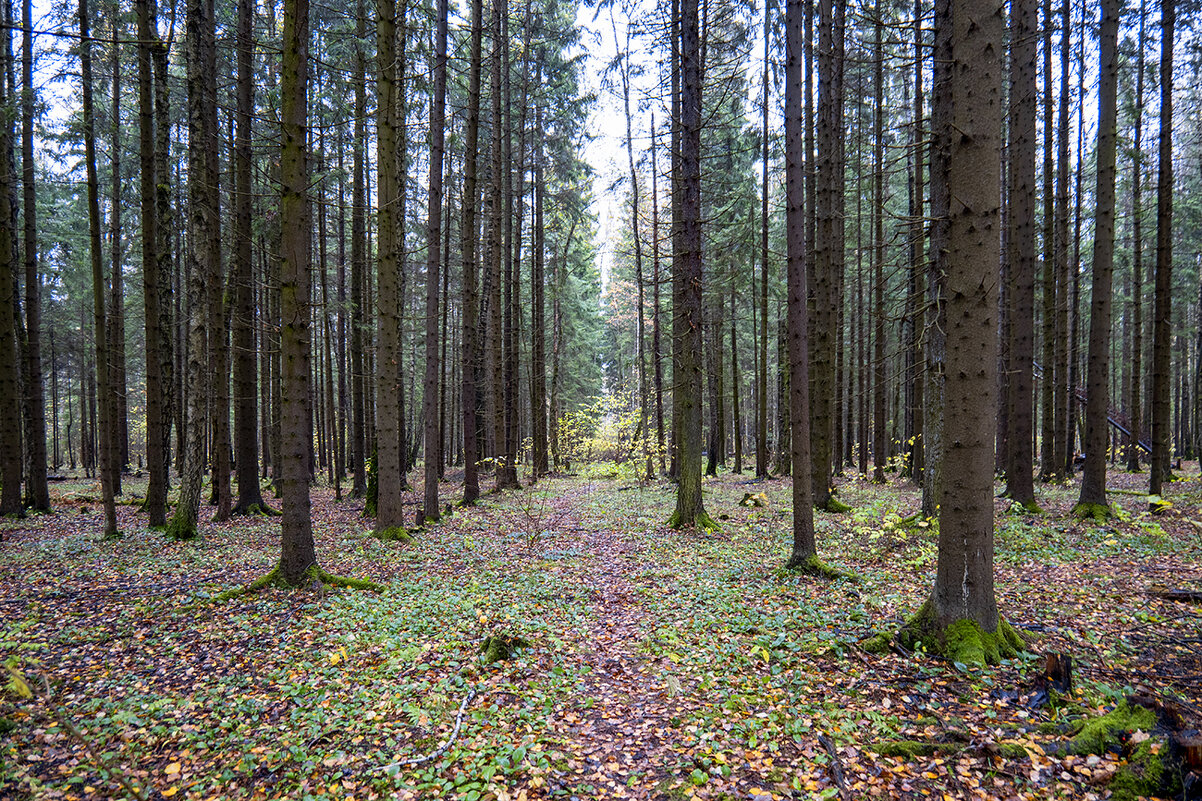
[865,600,1024,666]
[209,564,384,604]
[1071,501,1114,522]
[784,553,853,581]
[372,526,414,543]
[231,502,280,517]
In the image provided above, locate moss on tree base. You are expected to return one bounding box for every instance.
[1071,501,1114,522]
[819,496,852,514]
[164,517,199,542]
[372,526,413,543]
[667,509,719,532]
[232,502,280,517]
[480,633,530,665]
[211,564,384,603]
[882,600,1024,666]
[785,553,851,580]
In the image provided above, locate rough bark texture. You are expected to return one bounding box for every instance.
[1125,0,1145,474]
[277,0,317,585]
[922,0,950,519]
[232,0,266,515]
[0,33,21,517]
[1005,0,1037,507]
[79,0,118,538]
[1052,0,1071,479]
[137,0,168,525]
[374,0,404,532]
[931,0,1003,632]
[1148,0,1174,496]
[1074,0,1119,514]
[785,0,817,565]
[459,0,482,504]
[21,0,48,511]
[422,0,448,522]
[669,0,711,530]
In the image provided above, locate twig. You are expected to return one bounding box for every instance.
[817,731,850,800]
[375,685,479,772]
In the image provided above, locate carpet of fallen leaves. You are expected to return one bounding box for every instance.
[1,461,1200,801]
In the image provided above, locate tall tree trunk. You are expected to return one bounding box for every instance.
[870,0,886,486]
[153,37,174,489]
[1052,0,1071,478]
[277,0,317,584]
[21,0,48,511]
[669,0,711,529]
[138,0,168,525]
[460,0,482,503]
[1148,0,1174,495]
[756,4,769,479]
[232,0,267,515]
[924,0,1008,654]
[1125,0,1145,473]
[0,18,21,517]
[349,5,367,498]
[488,0,507,487]
[1036,0,1056,482]
[168,0,218,539]
[422,0,448,521]
[79,0,117,538]
[531,101,548,480]
[108,14,128,483]
[652,115,665,475]
[1073,0,1120,515]
[1005,0,1037,507]
[374,0,404,532]
[922,0,950,518]
[731,283,742,474]
[784,0,817,565]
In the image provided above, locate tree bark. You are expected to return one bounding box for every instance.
[1074,0,1120,513]
[0,21,21,517]
[79,0,118,538]
[1148,0,1174,496]
[460,0,483,503]
[422,0,448,521]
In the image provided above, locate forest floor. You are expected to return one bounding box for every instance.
[1,462,1200,801]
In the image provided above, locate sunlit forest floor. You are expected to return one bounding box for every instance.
[1,460,1200,800]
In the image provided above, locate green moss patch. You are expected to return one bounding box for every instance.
[372,526,414,543]
[890,600,1024,666]
[1071,501,1114,522]
[1069,700,1182,801]
[479,633,531,665]
[785,554,853,581]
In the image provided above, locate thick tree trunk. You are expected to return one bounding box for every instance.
[1052,0,1072,478]
[108,17,128,484]
[931,0,1004,635]
[1125,0,1146,473]
[277,0,317,584]
[531,103,548,480]
[152,38,174,490]
[1074,0,1120,514]
[669,0,710,530]
[374,0,404,531]
[168,0,218,540]
[870,0,886,486]
[757,8,769,479]
[349,9,367,498]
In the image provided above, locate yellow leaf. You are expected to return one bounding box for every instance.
[1103,538,1118,546]
[760,647,771,663]
[162,788,179,798]
[164,762,182,776]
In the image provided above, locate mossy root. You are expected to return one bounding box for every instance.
[372,526,414,543]
[210,564,384,604]
[785,553,854,581]
[1071,501,1114,522]
[891,599,1024,666]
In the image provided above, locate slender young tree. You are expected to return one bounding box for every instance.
[0,21,21,518]
[1004,0,1037,508]
[1148,0,1174,496]
[232,0,270,515]
[79,0,118,538]
[137,0,169,525]
[870,0,886,486]
[422,0,448,522]
[1073,0,1120,518]
[21,0,48,511]
[1051,0,1071,478]
[1125,0,1146,473]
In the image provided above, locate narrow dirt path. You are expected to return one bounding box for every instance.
[542,489,688,798]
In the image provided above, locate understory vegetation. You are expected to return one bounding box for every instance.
[1,464,1199,800]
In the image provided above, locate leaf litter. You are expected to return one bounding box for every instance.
[0,465,1199,800]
